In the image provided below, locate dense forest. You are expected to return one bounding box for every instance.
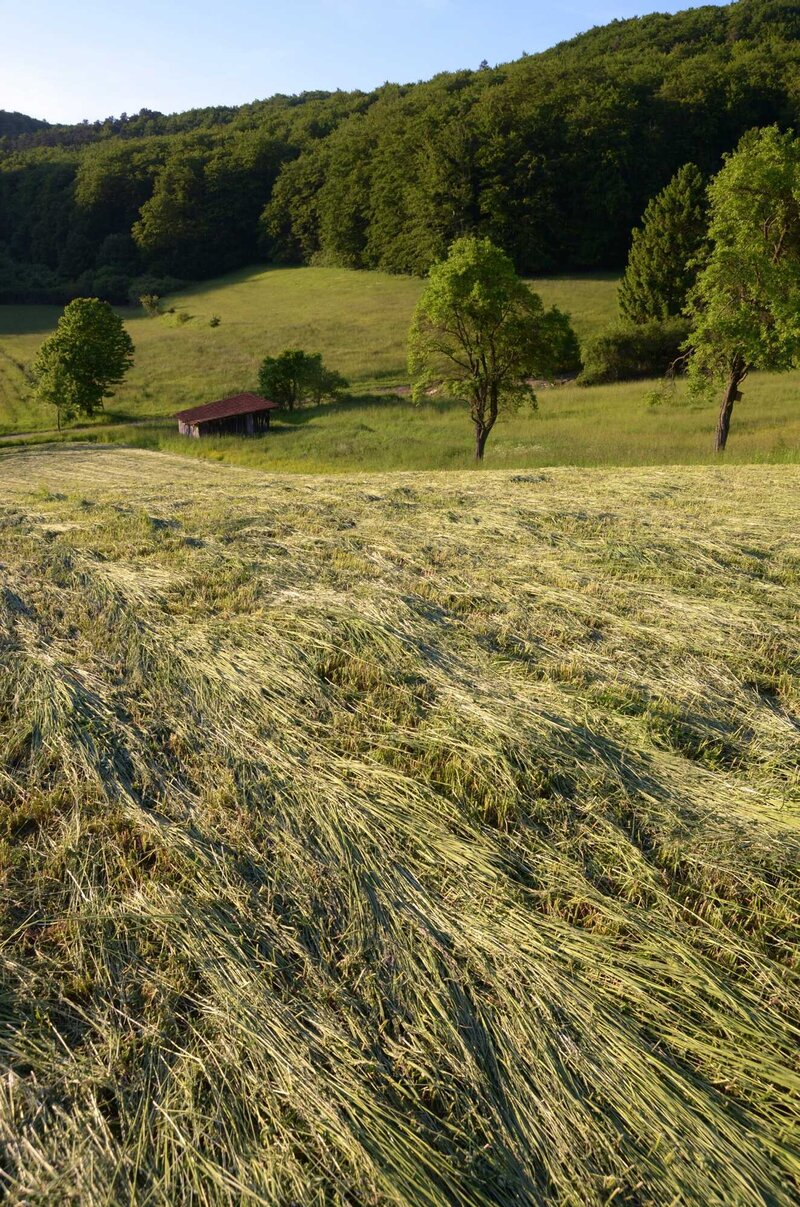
[2,0,800,301]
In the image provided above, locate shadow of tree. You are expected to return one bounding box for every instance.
[271,391,462,429]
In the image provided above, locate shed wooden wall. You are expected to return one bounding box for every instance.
[177,412,271,438]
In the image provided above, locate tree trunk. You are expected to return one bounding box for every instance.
[714,358,746,453]
[473,387,498,461]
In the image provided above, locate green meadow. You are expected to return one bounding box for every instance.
[2,267,797,470]
[0,267,620,426]
[1,265,797,470]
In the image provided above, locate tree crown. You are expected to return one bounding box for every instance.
[686,125,800,392]
[258,349,347,410]
[32,297,134,421]
[408,236,577,410]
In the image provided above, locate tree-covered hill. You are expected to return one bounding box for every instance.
[2,0,800,299]
[0,111,50,140]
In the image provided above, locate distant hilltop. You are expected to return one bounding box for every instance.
[0,110,50,138]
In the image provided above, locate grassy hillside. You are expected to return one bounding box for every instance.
[1,266,798,469]
[1,445,798,1204]
[0,267,617,433]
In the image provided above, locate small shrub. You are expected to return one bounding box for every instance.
[139,293,162,317]
[209,314,221,328]
[175,311,192,325]
[578,319,690,386]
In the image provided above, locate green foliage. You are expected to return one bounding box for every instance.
[209,313,221,327]
[408,236,578,458]
[618,163,708,323]
[0,109,49,138]
[4,4,800,286]
[31,298,134,424]
[686,124,800,449]
[578,318,691,385]
[139,292,161,316]
[258,348,348,410]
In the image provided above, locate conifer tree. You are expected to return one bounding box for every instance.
[618,163,707,323]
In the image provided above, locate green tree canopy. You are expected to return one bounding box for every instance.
[408,236,578,460]
[258,349,348,411]
[6,2,800,298]
[618,163,708,324]
[32,297,134,427]
[685,125,800,452]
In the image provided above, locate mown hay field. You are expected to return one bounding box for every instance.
[1,445,798,1205]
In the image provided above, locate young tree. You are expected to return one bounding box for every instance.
[618,163,707,323]
[258,349,348,410]
[407,236,578,460]
[685,126,800,452]
[32,298,134,428]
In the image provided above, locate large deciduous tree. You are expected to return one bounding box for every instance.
[32,298,134,428]
[685,126,800,452]
[618,163,707,323]
[407,236,578,460]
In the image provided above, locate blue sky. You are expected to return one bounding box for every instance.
[4,0,727,124]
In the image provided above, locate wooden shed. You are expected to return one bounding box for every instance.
[175,393,279,438]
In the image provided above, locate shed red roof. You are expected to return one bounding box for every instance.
[175,393,279,424]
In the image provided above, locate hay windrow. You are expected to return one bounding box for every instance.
[0,447,798,1206]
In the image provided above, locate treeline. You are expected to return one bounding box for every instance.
[2,0,800,301]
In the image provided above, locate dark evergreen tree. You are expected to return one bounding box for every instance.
[618,163,708,323]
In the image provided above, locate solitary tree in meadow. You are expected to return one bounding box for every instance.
[684,126,800,452]
[32,298,134,428]
[618,163,707,324]
[408,236,578,460]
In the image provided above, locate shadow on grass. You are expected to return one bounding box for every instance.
[0,305,64,337]
[271,391,461,429]
[168,264,293,296]
[103,408,174,427]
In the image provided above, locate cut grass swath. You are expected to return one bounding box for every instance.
[0,446,798,1205]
